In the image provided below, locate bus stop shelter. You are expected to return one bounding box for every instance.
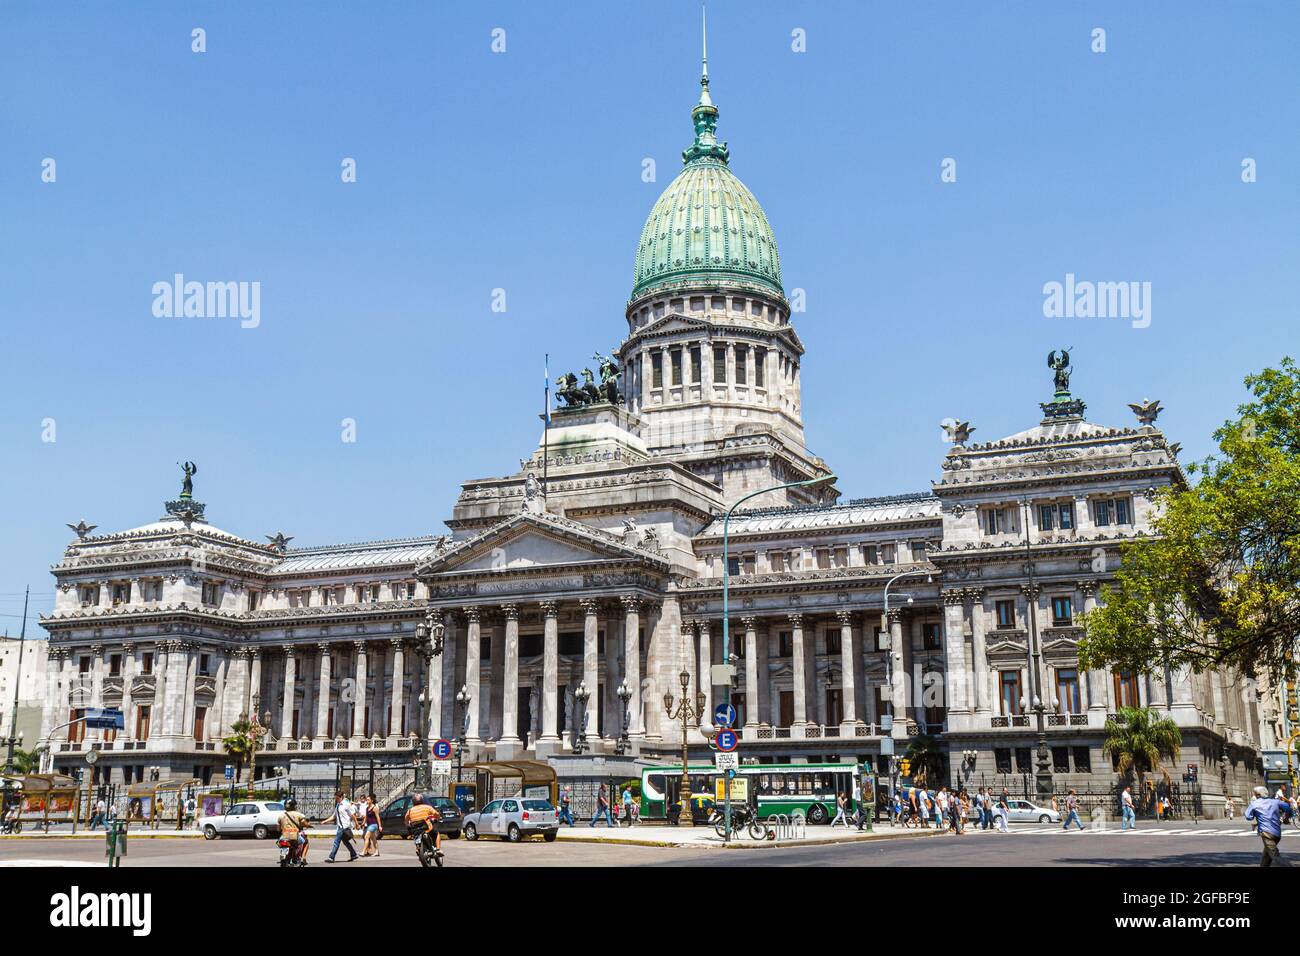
[461,760,558,811]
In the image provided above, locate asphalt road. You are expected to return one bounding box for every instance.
[0,824,1281,867]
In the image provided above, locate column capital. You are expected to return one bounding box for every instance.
[834,609,853,625]
[463,606,481,624]
[279,643,296,655]
[740,616,758,631]
[316,642,332,656]
[787,612,804,629]
[941,589,965,607]
[539,601,559,619]
[681,620,699,636]
[1077,580,1099,597]
[389,637,406,650]
[621,595,643,613]
[1020,583,1042,599]
[697,618,712,635]
[579,598,600,617]
[886,607,906,625]
[500,603,520,621]
[353,640,368,654]
[89,642,105,654]
[961,586,986,602]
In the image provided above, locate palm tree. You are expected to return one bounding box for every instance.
[1102,706,1182,797]
[222,717,255,782]
[8,746,46,775]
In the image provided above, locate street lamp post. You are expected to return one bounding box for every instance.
[614,681,632,755]
[719,473,836,839]
[454,684,472,782]
[244,695,271,798]
[3,586,30,778]
[881,568,929,804]
[573,681,590,755]
[663,670,705,827]
[412,614,447,791]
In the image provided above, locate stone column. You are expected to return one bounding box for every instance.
[604,610,622,737]
[888,609,908,734]
[315,644,332,739]
[280,646,296,739]
[540,602,560,744]
[581,599,600,739]
[1081,583,1107,719]
[942,592,970,716]
[742,617,760,730]
[247,648,263,721]
[88,644,105,742]
[388,639,405,737]
[698,620,713,732]
[836,611,859,733]
[352,641,368,737]
[966,589,990,714]
[789,614,808,728]
[488,622,505,739]
[152,643,170,743]
[622,596,643,737]
[499,604,521,756]
[463,608,481,743]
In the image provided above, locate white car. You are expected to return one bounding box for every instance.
[1004,799,1061,824]
[201,800,287,840]
[462,798,559,842]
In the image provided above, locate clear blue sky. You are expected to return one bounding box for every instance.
[1,1,1296,626]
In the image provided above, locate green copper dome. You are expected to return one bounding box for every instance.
[630,49,783,303]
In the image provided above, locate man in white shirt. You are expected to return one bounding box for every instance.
[322,792,359,863]
[1121,787,1137,831]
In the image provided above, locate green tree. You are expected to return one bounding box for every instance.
[1101,707,1182,792]
[1080,357,1300,683]
[222,717,257,781]
[903,734,945,787]
[8,746,46,775]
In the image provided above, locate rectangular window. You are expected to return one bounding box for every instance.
[1051,596,1073,625]
[825,688,843,726]
[1114,671,1140,708]
[202,583,219,606]
[136,705,152,741]
[109,654,121,676]
[669,349,682,386]
[199,653,210,676]
[1000,670,1022,715]
[651,352,663,389]
[1115,497,1131,525]
[922,623,942,650]
[726,556,741,576]
[193,706,207,742]
[141,652,154,675]
[881,544,896,564]
[743,554,756,575]
[689,346,702,384]
[1056,668,1080,713]
[994,748,1012,774]
[1052,746,1070,773]
[825,631,842,655]
[735,346,748,384]
[816,549,830,570]
[862,544,878,565]
[996,600,1016,629]
[1039,504,1055,531]
[1058,502,1075,530]
[1072,747,1092,773]
[910,540,928,562]
[983,508,1007,535]
[1095,499,1112,527]
[1014,747,1033,773]
[777,632,793,657]
[755,350,765,388]
[247,591,260,612]
[713,346,727,382]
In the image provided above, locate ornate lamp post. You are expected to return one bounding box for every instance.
[663,669,705,827]
[572,681,590,755]
[614,681,632,755]
[244,694,272,798]
[454,684,472,782]
[412,613,446,791]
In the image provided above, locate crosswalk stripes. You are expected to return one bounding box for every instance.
[957,825,1259,837]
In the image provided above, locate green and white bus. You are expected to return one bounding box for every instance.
[640,762,869,825]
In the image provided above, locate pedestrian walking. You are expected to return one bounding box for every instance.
[90,798,106,830]
[360,793,382,857]
[931,789,943,829]
[995,791,1009,833]
[621,785,636,826]
[589,783,614,827]
[1224,796,1235,820]
[1120,786,1137,831]
[557,786,576,826]
[323,791,359,862]
[1062,789,1084,831]
[1244,785,1292,866]
[831,792,851,828]
[185,795,197,830]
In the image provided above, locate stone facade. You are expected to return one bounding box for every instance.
[37,47,1264,810]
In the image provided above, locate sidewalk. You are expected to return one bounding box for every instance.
[554,823,928,849]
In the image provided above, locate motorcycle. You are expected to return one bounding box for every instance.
[277,837,306,867]
[408,822,445,867]
[708,804,769,841]
[0,818,21,835]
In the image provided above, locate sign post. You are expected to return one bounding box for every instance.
[714,726,739,841]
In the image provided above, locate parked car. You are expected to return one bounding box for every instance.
[1004,799,1060,824]
[462,798,558,842]
[201,800,286,840]
[380,794,462,839]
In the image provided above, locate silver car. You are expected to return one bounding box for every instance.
[1004,799,1061,824]
[201,800,286,840]
[462,797,559,843]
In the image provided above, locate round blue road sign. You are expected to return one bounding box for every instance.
[716,729,739,752]
[432,738,452,760]
[713,702,737,728]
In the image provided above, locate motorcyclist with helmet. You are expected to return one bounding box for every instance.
[277,798,311,865]
[404,793,444,863]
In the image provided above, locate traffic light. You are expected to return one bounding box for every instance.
[898,758,912,776]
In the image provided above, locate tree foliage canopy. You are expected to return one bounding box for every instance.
[1080,357,1300,682]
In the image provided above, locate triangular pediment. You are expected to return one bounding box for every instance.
[634,312,711,339]
[416,511,666,577]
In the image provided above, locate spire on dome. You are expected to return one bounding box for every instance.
[684,2,728,165]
